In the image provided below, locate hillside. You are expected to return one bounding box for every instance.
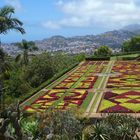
[2,24,140,55]
[34,28,139,53]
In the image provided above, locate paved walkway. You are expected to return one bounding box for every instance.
[84,61,115,117]
[89,113,140,118]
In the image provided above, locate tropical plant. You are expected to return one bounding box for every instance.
[0,5,25,35]
[105,114,140,140]
[21,119,40,139]
[0,5,25,111]
[85,122,110,140]
[0,49,12,109]
[38,110,83,140]
[15,39,38,66]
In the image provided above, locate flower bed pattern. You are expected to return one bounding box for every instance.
[75,76,98,89]
[99,90,140,113]
[107,61,140,89]
[24,89,88,112]
[24,61,108,113]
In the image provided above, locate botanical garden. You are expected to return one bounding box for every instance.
[0,5,140,140]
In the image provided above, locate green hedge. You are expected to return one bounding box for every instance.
[122,57,136,60]
[20,62,79,104]
[86,56,110,61]
[111,51,140,57]
[122,54,140,60]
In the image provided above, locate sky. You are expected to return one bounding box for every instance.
[1,0,140,43]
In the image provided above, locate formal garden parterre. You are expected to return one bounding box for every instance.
[22,60,140,117]
[99,90,140,113]
[23,61,108,113]
[98,61,140,114]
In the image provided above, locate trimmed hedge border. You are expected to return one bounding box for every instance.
[111,51,140,57]
[20,62,79,104]
[122,56,140,60]
[86,56,110,61]
[113,54,140,60]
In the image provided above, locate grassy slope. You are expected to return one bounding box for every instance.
[111,53,139,60]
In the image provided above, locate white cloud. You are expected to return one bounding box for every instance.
[43,0,140,29]
[42,21,60,30]
[4,0,22,11]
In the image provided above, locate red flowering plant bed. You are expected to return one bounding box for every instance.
[99,90,140,113]
[53,80,75,89]
[64,90,88,100]
[103,61,109,65]
[81,76,98,82]
[70,72,85,77]
[88,67,103,73]
[112,61,140,74]
[63,76,80,82]
[107,61,140,89]
[75,81,95,89]
[81,61,90,66]
[74,76,98,89]
[76,65,90,73]
[24,89,88,112]
[80,61,96,66]
[56,100,83,110]
[24,90,65,113]
[56,90,88,109]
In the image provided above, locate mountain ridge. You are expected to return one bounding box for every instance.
[2,24,140,55]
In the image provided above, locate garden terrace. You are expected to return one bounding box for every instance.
[20,60,140,118]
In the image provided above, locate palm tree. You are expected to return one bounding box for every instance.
[0,5,25,110]
[15,39,38,66]
[0,6,25,35]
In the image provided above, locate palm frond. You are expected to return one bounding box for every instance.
[0,6,14,17]
[0,6,25,35]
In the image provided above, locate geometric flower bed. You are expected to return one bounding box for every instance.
[24,89,88,113]
[75,80,97,89]
[107,61,140,89]
[99,90,140,113]
[81,61,96,66]
[24,90,65,113]
[107,75,140,88]
[53,62,105,89]
[53,81,75,89]
[23,61,108,113]
[56,90,88,109]
[82,76,98,82]
[112,61,140,75]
